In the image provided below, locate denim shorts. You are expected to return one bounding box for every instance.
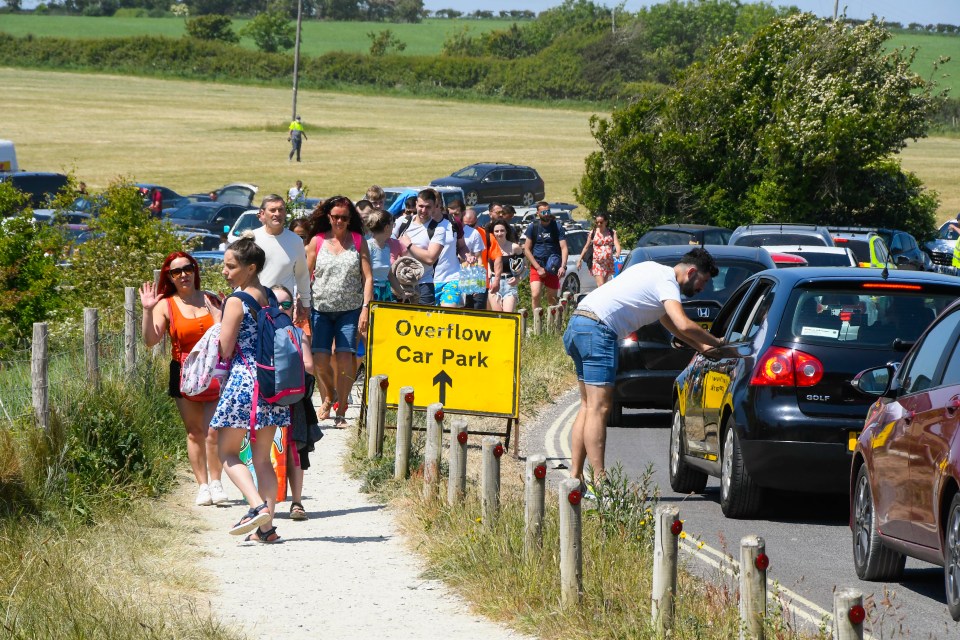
[563,314,619,386]
[496,275,519,301]
[417,282,435,306]
[311,307,362,354]
[434,280,461,306]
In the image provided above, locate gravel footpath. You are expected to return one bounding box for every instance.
[193,401,532,640]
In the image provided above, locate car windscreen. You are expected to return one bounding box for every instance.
[639,230,697,246]
[651,258,766,303]
[938,224,960,241]
[171,204,213,222]
[734,233,828,247]
[781,252,852,267]
[232,213,262,235]
[452,167,482,179]
[783,287,957,348]
[833,239,871,262]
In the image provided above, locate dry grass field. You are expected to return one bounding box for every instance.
[5,67,958,223]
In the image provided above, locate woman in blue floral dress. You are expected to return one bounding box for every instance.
[211,237,290,543]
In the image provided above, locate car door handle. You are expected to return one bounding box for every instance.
[903,410,914,426]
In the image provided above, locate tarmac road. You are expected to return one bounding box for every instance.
[524,392,958,639]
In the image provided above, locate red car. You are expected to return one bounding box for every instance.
[850,296,960,620]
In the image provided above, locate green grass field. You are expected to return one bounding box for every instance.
[3,67,957,222]
[0,15,516,57]
[889,30,960,95]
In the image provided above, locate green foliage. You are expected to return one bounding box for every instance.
[368,28,406,56]
[187,0,230,16]
[113,7,147,17]
[578,14,942,239]
[239,9,293,53]
[185,13,238,42]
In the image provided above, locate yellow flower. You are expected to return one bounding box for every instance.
[475,517,482,523]
[697,541,705,549]
[679,531,687,539]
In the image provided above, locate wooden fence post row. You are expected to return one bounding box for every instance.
[84,308,100,392]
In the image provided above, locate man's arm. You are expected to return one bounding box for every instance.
[293,236,312,323]
[523,237,542,273]
[558,238,568,277]
[661,299,723,352]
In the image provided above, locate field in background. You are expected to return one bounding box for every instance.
[3,67,957,222]
[0,15,515,57]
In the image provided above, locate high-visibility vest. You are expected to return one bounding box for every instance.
[952,240,960,268]
[289,121,304,132]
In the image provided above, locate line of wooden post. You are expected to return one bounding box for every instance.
[481,436,502,526]
[394,386,414,480]
[558,477,583,608]
[524,454,546,557]
[423,402,444,498]
[447,418,468,506]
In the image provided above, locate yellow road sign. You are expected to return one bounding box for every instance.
[366,302,520,418]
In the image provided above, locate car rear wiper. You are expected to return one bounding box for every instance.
[892,338,915,352]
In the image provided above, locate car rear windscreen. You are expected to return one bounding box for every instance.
[833,239,871,263]
[782,252,852,267]
[734,233,828,247]
[640,230,697,246]
[784,288,957,348]
[654,258,766,304]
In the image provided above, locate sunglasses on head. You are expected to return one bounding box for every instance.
[277,300,293,310]
[169,265,195,277]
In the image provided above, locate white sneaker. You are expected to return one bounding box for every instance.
[209,480,229,505]
[195,484,213,506]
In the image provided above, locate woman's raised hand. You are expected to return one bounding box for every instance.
[139,282,161,310]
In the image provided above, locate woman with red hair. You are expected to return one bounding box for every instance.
[139,251,227,507]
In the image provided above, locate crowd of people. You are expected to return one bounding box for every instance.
[140,184,622,544]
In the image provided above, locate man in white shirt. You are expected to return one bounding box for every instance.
[252,194,311,325]
[288,180,304,202]
[563,247,724,490]
[397,189,449,306]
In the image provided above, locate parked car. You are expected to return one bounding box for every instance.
[669,267,960,518]
[560,229,598,297]
[637,224,733,247]
[135,183,188,214]
[164,202,248,235]
[213,182,259,208]
[768,252,808,268]
[764,245,858,267]
[877,228,931,271]
[384,186,466,216]
[227,209,263,244]
[729,223,835,248]
[829,228,894,268]
[192,250,225,270]
[176,230,222,251]
[519,210,582,230]
[430,163,545,206]
[849,296,960,620]
[609,245,775,426]
[923,219,958,273]
[0,172,70,210]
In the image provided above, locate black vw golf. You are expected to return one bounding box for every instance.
[670,267,960,518]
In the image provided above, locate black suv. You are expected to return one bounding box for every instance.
[164,201,248,235]
[670,267,960,517]
[430,163,545,206]
[0,172,70,209]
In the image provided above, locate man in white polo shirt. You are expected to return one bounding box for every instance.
[252,194,311,325]
[563,247,723,491]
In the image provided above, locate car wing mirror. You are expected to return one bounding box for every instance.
[852,364,898,397]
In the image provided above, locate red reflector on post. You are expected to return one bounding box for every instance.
[457,431,468,445]
[568,489,582,505]
[493,443,504,458]
[379,377,389,390]
[755,553,769,571]
[404,392,414,404]
[534,464,547,479]
[670,520,683,535]
[848,604,866,625]
[434,409,444,422]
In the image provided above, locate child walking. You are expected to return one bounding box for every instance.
[211,237,291,543]
[364,208,404,302]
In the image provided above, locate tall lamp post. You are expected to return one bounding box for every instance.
[291,0,303,120]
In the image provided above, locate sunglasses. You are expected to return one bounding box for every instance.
[169,265,195,277]
[277,300,293,310]
[329,215,350,222]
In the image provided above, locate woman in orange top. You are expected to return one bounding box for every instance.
[139,251,227,507]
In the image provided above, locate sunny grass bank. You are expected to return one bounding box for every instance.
[347,330,829,640]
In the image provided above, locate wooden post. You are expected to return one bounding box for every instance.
[524,454,546,557]
[394,386,414,480]
[532,307,543,335]
[739,535,767,640]
[519,308,528,337]
[559,477,583,608]
[651,505,680,635]
[561,291,572,304]
[31,322,49,431]
[84,307,99,392]
[124,286,136,376]
[366,375,388,459]
[549,304,561,331]
[447,418,468,506]
[423,402,443,498]
[152,269,165,357]
[833,588,865,640]
[481,436,502,526]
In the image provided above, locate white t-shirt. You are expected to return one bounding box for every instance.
[431,219,461,284]
[463,225,485,257]
[404,217,445,284]
[288,186,302,200]
[579,261,681,339]
[253,226,312,306]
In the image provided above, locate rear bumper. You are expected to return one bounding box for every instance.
[613,369,678,410]
[738,439,852,493]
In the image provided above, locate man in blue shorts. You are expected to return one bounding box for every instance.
[563,247,723,491]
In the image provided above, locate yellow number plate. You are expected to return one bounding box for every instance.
[848,431,861,452]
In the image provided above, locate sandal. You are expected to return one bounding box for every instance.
[318,399,333,421]
[245,525,282,544]
[334,414,349,429]
[229,502,270,536]
[290,502,308,521]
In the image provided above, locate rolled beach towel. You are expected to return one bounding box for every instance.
[389,256,425,303]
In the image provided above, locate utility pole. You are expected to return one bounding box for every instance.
[291,0,303,120]
[833,0,839,21]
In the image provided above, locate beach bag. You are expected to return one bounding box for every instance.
[583,230,594,270]
[179,323,228,401]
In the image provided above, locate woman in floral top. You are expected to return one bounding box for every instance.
[577,214,621,288]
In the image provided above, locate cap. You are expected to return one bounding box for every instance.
[296,115,302,120]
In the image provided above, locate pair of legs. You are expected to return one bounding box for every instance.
[314,351,357,421]
[176,397,222,487]
[286,445,303,506]
[593,271,613,289]
[569,381,612,482]
[218,425,278,534]
[311,308,361,421]
[530,269,560,310]
[489,276,519,313]
[289,139,302,161]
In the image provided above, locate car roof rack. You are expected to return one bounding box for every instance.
[827,226,877,234]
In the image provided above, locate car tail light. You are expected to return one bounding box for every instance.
[857,261,871,268]
[862,283,923,291]
[750,347,824,387]
[833,237,848,243]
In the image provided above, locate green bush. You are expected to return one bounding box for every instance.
[239,9,294,53]
[113,7,147,17]
[185,13,239,43]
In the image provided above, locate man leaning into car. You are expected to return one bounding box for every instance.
[563,247,723,494]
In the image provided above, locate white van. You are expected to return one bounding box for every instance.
[0,140,18,173]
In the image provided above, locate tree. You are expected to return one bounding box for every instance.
[434,8,461,19]
[367,29,406,56]
[577,14,943,240]
[185,14,239,43]
[393,0,423,23]
[240,9,295,53]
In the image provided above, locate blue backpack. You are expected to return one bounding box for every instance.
[230,290,307,437]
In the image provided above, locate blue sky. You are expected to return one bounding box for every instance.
[424,1,960,26]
